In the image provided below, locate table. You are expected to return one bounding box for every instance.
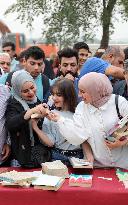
[0,168,127,205]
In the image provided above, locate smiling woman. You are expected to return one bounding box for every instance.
[5,70,51,167]
[49,72,128,170]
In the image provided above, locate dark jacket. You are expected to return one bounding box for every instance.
[113,80,128,101]
[5,97,51,167]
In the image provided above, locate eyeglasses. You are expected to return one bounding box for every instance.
[0,61,11,66]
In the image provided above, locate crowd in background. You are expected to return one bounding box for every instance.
[0,40,128,169]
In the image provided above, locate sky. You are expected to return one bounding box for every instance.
[1,0,128,41]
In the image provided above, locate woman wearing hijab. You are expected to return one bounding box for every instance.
[5,70,51,167]
[49,72,128,169]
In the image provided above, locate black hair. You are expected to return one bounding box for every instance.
[24,46,45,61]
[17,50,27,62]
[124,47,128,60]
[73,42,89,52]
[93,48,106,58]
[51,78,77,113]
[2,41,15,51]
[58,47,78,64]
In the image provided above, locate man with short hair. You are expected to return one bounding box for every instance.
[0,53,11,74]
[101,46,124,69]
[57,47,80,100]
[73,42,90,73]
[0,46,50,102]
[58,47,79,82]
[2,42,19,72]
[79,45,125,81]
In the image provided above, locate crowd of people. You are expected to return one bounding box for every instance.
[0,40,128,169]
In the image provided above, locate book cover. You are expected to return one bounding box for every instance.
[70,157,93,169]
[69,174,92,187]
[32,174,65,191]
[108,115,128,143]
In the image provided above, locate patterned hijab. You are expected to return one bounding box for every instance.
[79,72,113,108]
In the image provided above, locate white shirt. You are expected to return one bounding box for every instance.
[56,94,128,169]
[42,110,80,150]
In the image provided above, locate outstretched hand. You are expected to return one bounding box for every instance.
[2,144,11,161]
[47,111,60,121]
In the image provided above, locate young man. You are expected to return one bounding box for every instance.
[2,42,19,72]
[73,42,90,73]
[57,47,79,82]
[0,46,50,102]
[57,47,80,100]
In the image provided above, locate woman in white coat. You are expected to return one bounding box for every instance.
[49,72,128,169]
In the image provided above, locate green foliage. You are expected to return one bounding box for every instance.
[4,0,128,47]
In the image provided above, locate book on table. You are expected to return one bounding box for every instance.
[41,160,69,178]
[69,174,93,187]
[32,174,65,191]
[70,157,93,169]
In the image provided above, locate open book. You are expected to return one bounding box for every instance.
[70,157,93,169]
[108,114,128,142]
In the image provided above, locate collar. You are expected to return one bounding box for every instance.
[87,96,112,114]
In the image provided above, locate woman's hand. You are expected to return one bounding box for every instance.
[105,138,128,149]
[33,104,50,117]
[82,141,94,163]
[24,104,50,120]
[47,111,60,121]
[2,144,11,161]
[85,153,94,164]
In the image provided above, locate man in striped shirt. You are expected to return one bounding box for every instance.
[0,84,11,165]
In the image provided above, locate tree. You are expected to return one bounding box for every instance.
[4,0,128,48]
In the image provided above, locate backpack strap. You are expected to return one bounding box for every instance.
[41,74,50,99]
[115,95,122,120]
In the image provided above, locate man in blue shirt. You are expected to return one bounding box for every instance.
[79,46,125,80]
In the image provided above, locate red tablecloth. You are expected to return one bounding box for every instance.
[0,168,127,205]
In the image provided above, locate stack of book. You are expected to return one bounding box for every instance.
[32,174,65,191]
[0,170,40,187]
[69,174,92,187]
[42,160,69,178]
[70,157,93,169]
